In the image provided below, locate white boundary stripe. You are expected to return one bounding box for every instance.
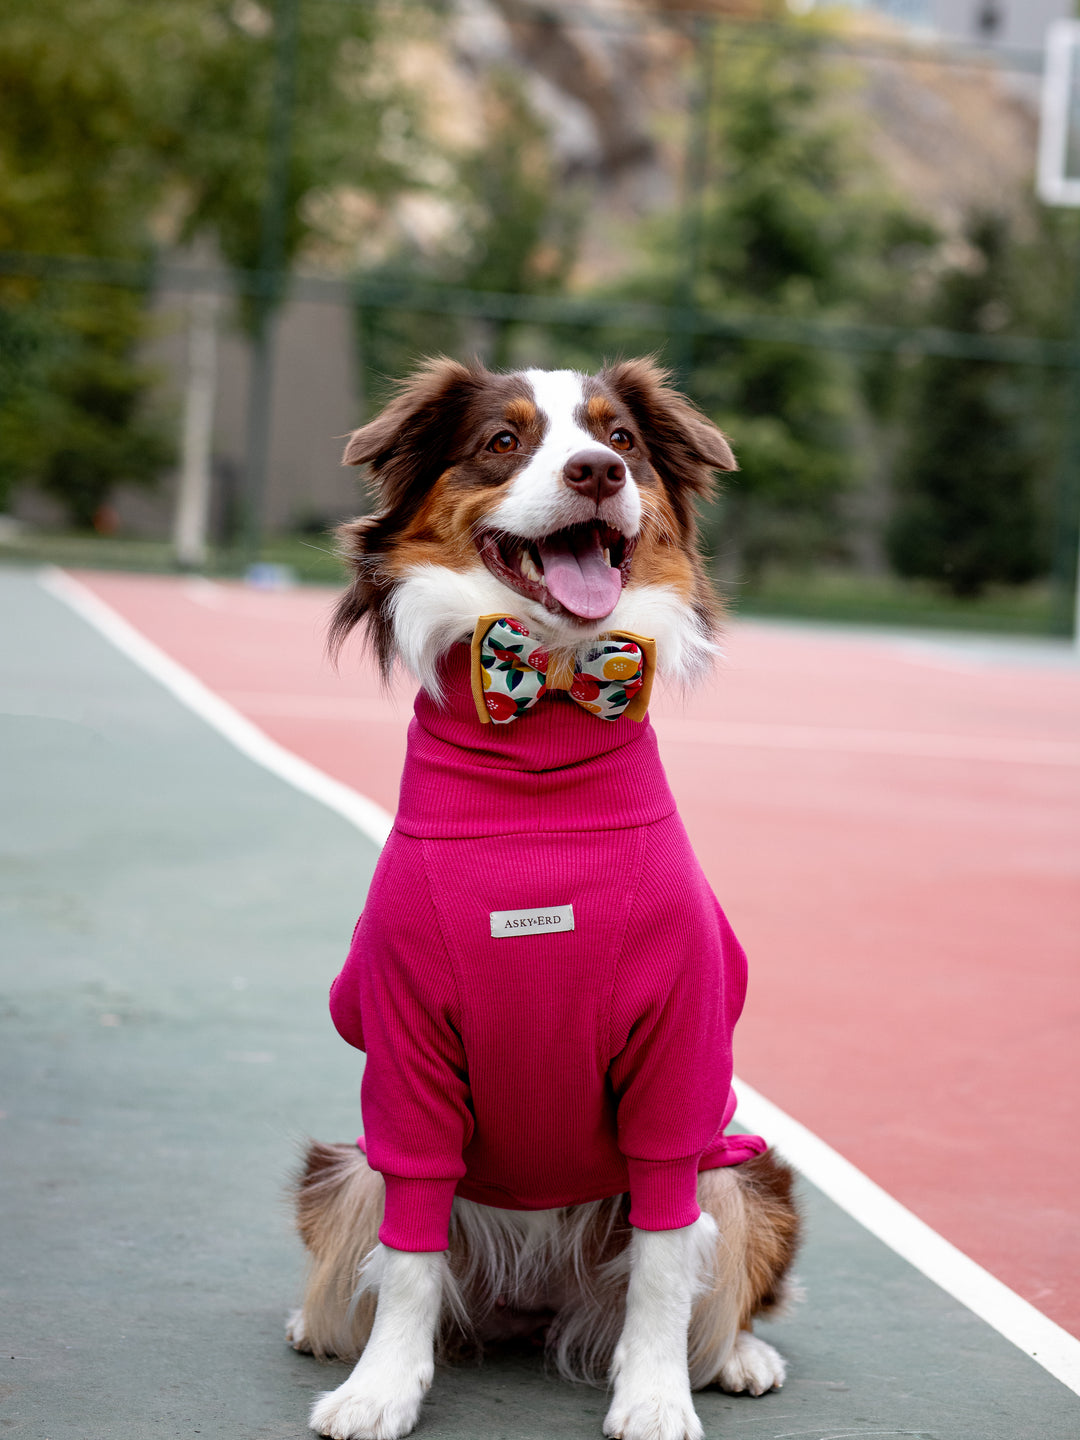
[37,567,394,847]
[733,1077,1080,1396]
[39,566,1080,1397]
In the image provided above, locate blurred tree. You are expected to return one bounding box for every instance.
[702,23,938,580]
[151,0,396,330]
[357,70,582,399]
[621,20,935,582]
[887,213,1051,597]
[0,289,174,528]
[0,2,173,521]
[0,0,396,523]
[457,80,580,298]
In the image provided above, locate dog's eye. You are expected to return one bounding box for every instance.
[488,432,519,455]
[610,429,633,451]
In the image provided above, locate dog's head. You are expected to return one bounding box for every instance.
[329,357,736,697]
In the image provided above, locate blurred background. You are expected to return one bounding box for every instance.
[4,11,1080,1426]
[3,0,1080,636]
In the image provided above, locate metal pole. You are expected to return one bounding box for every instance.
[1071,218,1080,648]
[671,18,715,388]
[1073,339,1080,650]
[1049,219,1080,642]
[241,0,301,568]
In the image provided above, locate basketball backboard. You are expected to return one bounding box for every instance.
[1038,19,1080,206]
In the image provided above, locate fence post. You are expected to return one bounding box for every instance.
[173,290,220,569]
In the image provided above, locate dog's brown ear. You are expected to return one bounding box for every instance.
[342,356,488,510]
[602,358,737,489]
[332,357,490,672]
[328,516,387,669]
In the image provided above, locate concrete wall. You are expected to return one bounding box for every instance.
[99,275,365,543]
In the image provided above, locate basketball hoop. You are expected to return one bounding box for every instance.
[1038,20,1080,208]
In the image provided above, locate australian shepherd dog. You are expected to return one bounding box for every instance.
[288,358,800,1440]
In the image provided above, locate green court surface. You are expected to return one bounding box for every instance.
[2,565,1077,1440]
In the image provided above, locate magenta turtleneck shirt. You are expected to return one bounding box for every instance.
[329,643,765,1251]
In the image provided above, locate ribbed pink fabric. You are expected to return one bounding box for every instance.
[330,643,765,1251]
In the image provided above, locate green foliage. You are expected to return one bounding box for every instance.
[679,22,936,579]
[149,0,393,328]
[0,0,393,524]
[0,0,170,523]
[32,291,174,528]
[0,287,173,525]
[0,4,159,257]
[0,306,56,514]
[454,79,580,300]
[888,215,1053,597]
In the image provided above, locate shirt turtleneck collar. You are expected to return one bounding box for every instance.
[392,644,677,839]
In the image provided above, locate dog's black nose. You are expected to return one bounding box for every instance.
[562,448,626,503]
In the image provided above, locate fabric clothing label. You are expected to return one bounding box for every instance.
[489,904,575,938]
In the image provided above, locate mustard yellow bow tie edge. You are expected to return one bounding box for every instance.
[468,614,657,727]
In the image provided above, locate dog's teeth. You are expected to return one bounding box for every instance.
[520,552,541,583]
[603,548,611,566]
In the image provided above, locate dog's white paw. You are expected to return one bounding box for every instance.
[309,1360,431,1439]
[603,1368,704,1440]
[716,1331,786,1396]
[286,1307,312,1353]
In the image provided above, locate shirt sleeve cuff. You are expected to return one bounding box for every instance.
[625,1156,702,1231]
[378,1175,458,1251]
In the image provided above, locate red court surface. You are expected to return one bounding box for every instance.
[71,570,1080,1338]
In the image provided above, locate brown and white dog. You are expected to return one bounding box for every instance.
[289,358,800,1440]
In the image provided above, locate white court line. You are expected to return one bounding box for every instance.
[39,566,1080,1398]
[733,1079,1080,1396]
[38,567,393,847]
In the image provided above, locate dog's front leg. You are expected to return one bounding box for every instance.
[603,1214,716,1440]
[309,1245,445,1440]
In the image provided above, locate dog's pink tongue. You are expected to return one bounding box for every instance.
[538,528,622,620]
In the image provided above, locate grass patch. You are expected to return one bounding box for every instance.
[725,568,1059,636]
[0,530,1065,636]
[0,530,349,586]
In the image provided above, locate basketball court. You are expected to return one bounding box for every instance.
[2,563,1078,1438]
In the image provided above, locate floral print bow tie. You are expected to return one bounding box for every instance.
[469,615,656,726]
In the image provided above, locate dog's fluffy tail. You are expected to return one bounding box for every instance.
[687,1150,802,1387]
[291,1140,383,1360]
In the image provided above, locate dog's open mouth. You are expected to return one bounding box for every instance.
[476,522,636,622]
